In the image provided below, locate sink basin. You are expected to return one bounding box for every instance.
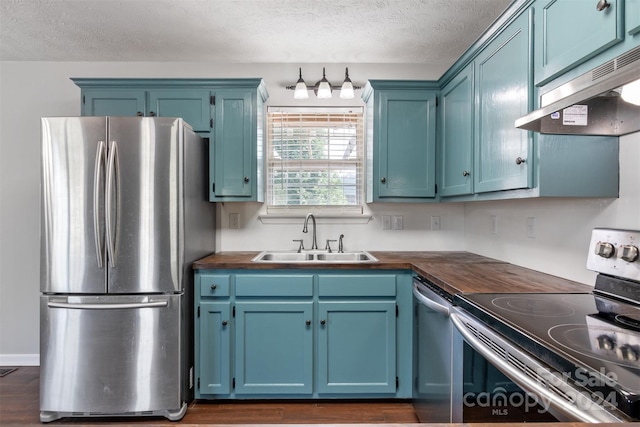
[252,251,378,263]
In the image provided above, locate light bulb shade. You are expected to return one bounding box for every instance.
[294,81,309,99]
[340,81,354,99]
[317,80,332,98]
[621,78,640,106]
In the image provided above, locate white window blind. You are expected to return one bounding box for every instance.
[266,107,364,214]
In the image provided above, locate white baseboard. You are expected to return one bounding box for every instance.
[0,354,39,366]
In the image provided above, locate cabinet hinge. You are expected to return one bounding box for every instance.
[396,377,399,389]
[435,184,438,194]
[396,305,399,317]
[197,377,200,389]
[212,182,215,193]
[232,377,236,389]
[435,96,438,107]
[233,306,236,317]
[210,95,215,105]
[210,118,213,128]
[82,95,85,105]
[197,306,200,318]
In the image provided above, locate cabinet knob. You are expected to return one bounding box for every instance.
[380,177,386,183]
[210,284,217,290]
[596,0,610,11]
[149,111,156,117]
[244,176,250,183]
[463,170,470,177]
[136,111,143,117]
[515,157,526,165]
[305,320,311,326]
[222,320,228,326]
[320,319,326,326]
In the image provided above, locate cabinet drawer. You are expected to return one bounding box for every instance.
[318,275,396,297]
[199,274,231,297]
[235,275,313,297]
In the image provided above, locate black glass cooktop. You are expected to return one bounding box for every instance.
[454,292,640,419]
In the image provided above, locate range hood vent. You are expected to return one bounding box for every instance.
[516,46,640,136]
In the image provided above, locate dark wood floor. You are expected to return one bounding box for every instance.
[0,367,419,425]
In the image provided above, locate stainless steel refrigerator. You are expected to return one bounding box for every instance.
[39,116,215,422]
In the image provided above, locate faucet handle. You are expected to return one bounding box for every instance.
[338,234,344,253]
[325,239,337,253]
[292,239,305,253]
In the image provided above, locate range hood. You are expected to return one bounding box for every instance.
[515,45,640,136]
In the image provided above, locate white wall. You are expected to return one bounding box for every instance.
[1,61,638,364]
[464,133,640,285]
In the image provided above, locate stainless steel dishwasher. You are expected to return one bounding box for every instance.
[413,276,464,422]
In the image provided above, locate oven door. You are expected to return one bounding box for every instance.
[451,307,629,423]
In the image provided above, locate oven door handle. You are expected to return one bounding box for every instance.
[412,283,450,316]
[450,311,624,423]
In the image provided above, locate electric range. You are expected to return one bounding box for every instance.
[452,228,640,422]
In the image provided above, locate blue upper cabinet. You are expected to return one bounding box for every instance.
[148,89,210,131]
[533,0,624,86]
[474,10,533,194]
[81,89,146,117]
[362,81,438,202]
[439,63,474,197]
[628,0,640,36]
[73,78,269,203]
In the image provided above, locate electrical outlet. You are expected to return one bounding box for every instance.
[490,215,498,235]
[431,215,441,230]
[382,215,391,230]
[229,213,240,229]
[392,215,403,230]
[526,217,536,238]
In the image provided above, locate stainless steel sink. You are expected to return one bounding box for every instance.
[252,251,378,263]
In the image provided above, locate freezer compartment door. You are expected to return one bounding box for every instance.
[41,117,109,294]
[40,294,185,415]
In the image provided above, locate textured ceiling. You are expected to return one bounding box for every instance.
[1,0,512,67]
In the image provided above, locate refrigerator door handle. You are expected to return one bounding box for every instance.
[93,140,106,269]
[106,140,119,268]
[47,301,169,310]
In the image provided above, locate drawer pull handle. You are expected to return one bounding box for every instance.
[463,170,470,177]
[596,0,610,11]
[516,157,526,165]
[380,177,386,183]
[210,284,217,290]
[320,319,326,326]
[305,320,311,326]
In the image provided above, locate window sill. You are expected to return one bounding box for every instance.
[258,214,373,225]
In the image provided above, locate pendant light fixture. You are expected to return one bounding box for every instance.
[293,68,309,99]
[286,67,361,99]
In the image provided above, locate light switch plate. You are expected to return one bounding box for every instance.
[229,213,240,229]
[392,215,403,230]
[431,215,441,230]
[382,215,391,230]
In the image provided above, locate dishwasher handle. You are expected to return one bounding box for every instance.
[450,311,623,423]
[413,282,450,316]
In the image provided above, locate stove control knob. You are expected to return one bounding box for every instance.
[616,345,639,362]
[595,242,615,259]
[620,245,639,263]
[596,335,616,351]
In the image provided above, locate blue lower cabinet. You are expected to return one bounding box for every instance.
[317,301,397,394]
[235,301,314,395]
[198,302,232,395]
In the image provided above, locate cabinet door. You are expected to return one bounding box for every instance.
[628,0,640,36]
[439,64,474,196]
[474,10,532,194]
[235,302,313,395]
[376,90,436,199]
[317,301,396,394]
[148,89,210,132]
[82,89,146,116]
[211,89,254,199]
[534,0,624,85]
[198,302,232,395]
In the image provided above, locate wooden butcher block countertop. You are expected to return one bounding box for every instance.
[193,251,592,295]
